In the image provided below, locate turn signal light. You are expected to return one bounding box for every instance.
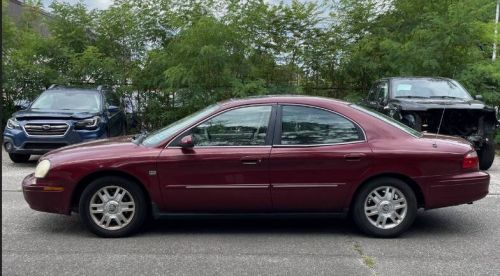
[462,151,479,170]
[43,186,64,191]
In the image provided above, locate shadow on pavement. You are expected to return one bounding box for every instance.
[26,208,486,239]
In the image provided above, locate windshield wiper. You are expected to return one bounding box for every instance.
[429,96,463,99]
[132,131,148,145]
[395,96,428,99]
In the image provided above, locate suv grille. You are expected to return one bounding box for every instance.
[24,123,69,136]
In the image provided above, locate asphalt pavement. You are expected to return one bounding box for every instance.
[2,149,500,275]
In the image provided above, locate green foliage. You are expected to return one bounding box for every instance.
[2,0,499,132]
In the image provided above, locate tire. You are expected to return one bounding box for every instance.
[9,153,30,163]
[352,177,417,238]
[478,141,495,170]
[79,176,147,238]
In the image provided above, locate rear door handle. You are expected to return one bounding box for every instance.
[344,153,365,161]
[240,156,262,165]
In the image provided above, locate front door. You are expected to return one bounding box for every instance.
[157,105,275,212]
[270,105,372,211]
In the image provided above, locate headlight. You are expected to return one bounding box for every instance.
[34,160,51,178]
[6,118,20,129]
[75,116,101,129]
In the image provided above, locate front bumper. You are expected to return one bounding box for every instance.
[22,173,71,215]
[3,124,106,155]
[423,171,490,209]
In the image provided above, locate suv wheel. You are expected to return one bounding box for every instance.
[478,141,495,170]
[352,177,417,238]
[79,176,147,238]
[9,153,30,163]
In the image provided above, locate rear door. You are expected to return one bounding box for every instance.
[270,105,372,211]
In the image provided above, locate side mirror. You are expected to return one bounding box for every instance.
[108,105,120,113]
[474,94,483,100]
[180,135,194,149]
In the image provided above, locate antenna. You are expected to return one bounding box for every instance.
[435,105,446,139]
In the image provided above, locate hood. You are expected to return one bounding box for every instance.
[13,109,99,120]
[391,98,493,112]
[42,135,142,162]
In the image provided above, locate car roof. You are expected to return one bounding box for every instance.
[46,84,109,93]
[379,76,454,82]
[45,87,101,92]
[218,95,350,108]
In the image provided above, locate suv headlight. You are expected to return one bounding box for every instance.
[6,118,20,129]
[35,160,51,178]
[75,116,101,130]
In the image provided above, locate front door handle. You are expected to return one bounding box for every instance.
[344,153,365,161]
[240,156,262,165]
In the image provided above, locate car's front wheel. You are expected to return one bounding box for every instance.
[478,141,495,170]
[79,176,147,238]
[8,153,30,163]
[352,177,417,238]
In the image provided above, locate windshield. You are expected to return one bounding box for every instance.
[392,79,472,100]
[31,90,102,112]
[142,104,220,147]
[351,104,422,138]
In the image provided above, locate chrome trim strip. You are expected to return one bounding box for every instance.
[272,183,344,188]
[169,145,272,149]
[166,184,270,189]
[165,183,344,189]
[273,141,365,148]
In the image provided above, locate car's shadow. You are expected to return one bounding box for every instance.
[31,208,486,239]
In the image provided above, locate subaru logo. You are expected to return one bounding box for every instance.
[42,125,51,130]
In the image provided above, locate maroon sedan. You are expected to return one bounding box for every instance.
[23,96,489,237]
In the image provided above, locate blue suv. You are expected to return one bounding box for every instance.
[3,85,126,163]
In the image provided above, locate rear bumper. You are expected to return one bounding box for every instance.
[423,171,490,209]
[22,173,71,215]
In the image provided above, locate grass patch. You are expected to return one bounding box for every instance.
[363,255,376,269]
[353,241,377,271]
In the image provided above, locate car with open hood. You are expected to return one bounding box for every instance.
[362,77,498,170]
[3,85,126,163]
[22,96,489,238]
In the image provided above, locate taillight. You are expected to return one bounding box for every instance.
[462,151,479,170]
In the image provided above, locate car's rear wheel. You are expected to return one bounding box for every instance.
[8,153,30,163]
[79,176,147,238]
[478,141,495,170]
[352,177,417,238]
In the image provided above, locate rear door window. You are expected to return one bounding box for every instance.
[279,105,364,145]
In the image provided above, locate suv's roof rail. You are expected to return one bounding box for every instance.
[48,84,62,89]
[48,84,109,91]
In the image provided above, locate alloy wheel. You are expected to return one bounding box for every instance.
[364,186,408,230]
[89,186,136,230]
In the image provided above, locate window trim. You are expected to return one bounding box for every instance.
[166,104,278,149]
[273,104,367,148]
[376,80,389,103]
